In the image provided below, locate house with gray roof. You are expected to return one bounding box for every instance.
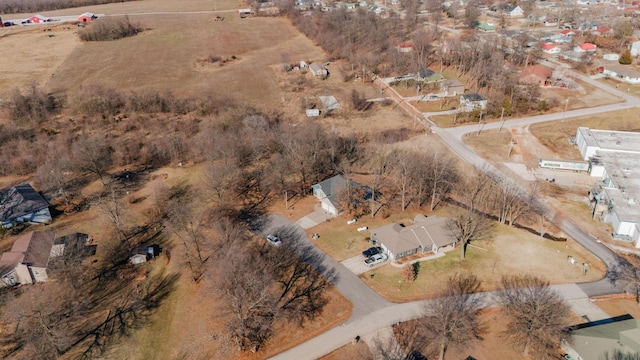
[370,215,457,260]
[460,93,487,112]
[0,183,52,229]
[0,231,55,286]
[602,65,640,84]
[311,175,370,216]
[562,314,640,360]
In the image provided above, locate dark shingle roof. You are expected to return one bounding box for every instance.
[12,232,54,268]
[0,184,49,223]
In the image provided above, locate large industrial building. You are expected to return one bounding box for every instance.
[575,127,640,247]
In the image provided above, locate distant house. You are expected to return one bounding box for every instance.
[562,51,590,62]
[630,40,640,57]
[560,29,576,37]
[311,175,370,216]
[460,93,488,112]
[396,43,414,53]
[0,232,55,286]
[503,5,523,17]
[602,65,640,84]
[417,68,444,82]
[542,43,560,54]
[370,215,457,261]
[27,14,50,24]
[562,314,640,360]
[603,53,620,61]
[129,244,161,264]
[440,79,465,96]
[78,12,97,23]
[309,63,328,77]
[519,64,553,86]
[591,26,612,36]
[0,183,52,229]
[575,43,597,52]
[476,22,496,32]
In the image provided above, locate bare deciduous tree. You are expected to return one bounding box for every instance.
[418,273,485,360]
[496,274,571,357]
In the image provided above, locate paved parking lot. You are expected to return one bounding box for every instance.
[341,254,387,275]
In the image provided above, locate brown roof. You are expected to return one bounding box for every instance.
[0,252,25,277]
[10,232,54,268]
[520,64,552,84]
[371,215,457,255]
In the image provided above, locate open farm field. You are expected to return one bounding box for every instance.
[46,14,325,106]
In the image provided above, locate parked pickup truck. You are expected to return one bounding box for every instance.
[364,253,387,267]
[362,246,382,258]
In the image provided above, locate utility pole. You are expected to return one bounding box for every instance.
[562,98,568,122]
[284,190,288,210]
[499,107,505,132]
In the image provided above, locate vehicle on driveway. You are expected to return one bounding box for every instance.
[364,253,387,267]
[266,234,282,247]
[362,246,382,257]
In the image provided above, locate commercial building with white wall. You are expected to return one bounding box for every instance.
[577,127,640,247]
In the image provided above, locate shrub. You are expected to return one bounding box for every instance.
[5,84,62,123]
[78,16,143,41]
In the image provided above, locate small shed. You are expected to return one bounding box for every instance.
[306,109,321,117]
[129,244,161,264]
[309,63,328,77]
[319,96,340,110]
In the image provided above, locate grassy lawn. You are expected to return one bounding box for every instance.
[309,210,429,262]
[598,77,640,97]
[594,296,640,320]
[361,223,604,303]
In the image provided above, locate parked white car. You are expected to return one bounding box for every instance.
[266,234,282,247]
[364,253,388,267]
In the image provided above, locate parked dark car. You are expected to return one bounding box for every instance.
[362,246,382,257]
[3,22,16,27]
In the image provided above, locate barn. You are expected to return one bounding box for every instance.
[78,12,97,23]
[28,14,50,24]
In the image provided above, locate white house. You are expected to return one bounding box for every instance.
[603,53,620,61]
[542,43,560,54]
[503,5,523,17]
[602,65,640,84]
[460,93,487,112]
[630,40,640,57]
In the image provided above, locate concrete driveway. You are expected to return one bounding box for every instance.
[341,255,387,275]
[296,206,334,229]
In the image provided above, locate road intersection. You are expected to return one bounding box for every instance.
[271,65,637,359]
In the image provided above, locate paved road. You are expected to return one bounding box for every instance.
[266,214,391,321]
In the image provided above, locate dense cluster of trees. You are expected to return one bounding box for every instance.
[78,16,143,42]
[0,0,133,14]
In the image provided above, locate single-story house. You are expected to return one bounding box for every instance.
[311,175,370,216]
[591,26,612,36]
[0,183,52,229]
[440,79,465,96]
[370,215,457,261]
[562,314,640,360]
[575,43,597,52]
[78,12,97,23]
[460,93,488,112]
[630,40,640,57]
[50,233,97,260]
[560,29,576,37]
[0,231,55,286]
[503,5,523,17]
[396,43,414,53]
[476,22,496,32]
[602,65,640,84]
[27,14,50,23]
[519,64,553,86]
[309,63,328,77]
[542,43,561,54]
[417,68,444,82]
[603,53,620,61]
[129,244,161,264]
